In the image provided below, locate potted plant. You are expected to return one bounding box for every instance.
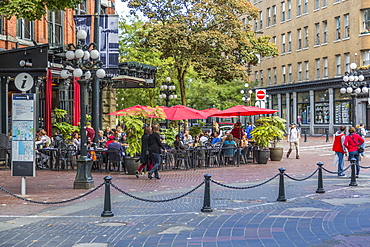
[52,108,79,141]
[250,116,286,164]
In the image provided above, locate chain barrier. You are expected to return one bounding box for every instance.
[210,174,279,190]
[111,181,205,203]
[321,164,351,174]
[0,183,104,205]
[284,168,318,181]
[358,164,370,169]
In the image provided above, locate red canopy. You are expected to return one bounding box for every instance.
[210,105,278,117]
[108,105,165,118]
[200,108,221,115]
[164,105,210,120]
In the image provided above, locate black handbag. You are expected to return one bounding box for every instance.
[351,135,364,153]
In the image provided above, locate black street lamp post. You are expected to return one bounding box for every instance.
[61,29,106,189]
[340,62,368,126]
[159,77,177,128]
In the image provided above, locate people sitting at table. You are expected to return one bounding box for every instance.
[183,131,193,145]
[211,131,221,145]
[107,137,125,172]
[98,130,107,147]
[200,133,209,145]
[72,132,80,154]
[174,134,187,150]
[191,135,202,147]
[104,126,114,137]
[52,130,64,148]
[222,134,237,165]
[86,124,95,142]
[240,135,249,147]
[39,129,51,147]
[105,135,115,147]
[230,122,244,140]
[35,134,49,169]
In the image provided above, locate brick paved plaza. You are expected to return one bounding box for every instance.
[1,137,370,246]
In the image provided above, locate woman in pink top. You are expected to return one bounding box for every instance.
[344,126,364,177]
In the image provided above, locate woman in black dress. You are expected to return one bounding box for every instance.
[135,126,152,178]
[148,125,167,179]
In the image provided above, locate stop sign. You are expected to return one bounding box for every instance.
[256,89,266,100]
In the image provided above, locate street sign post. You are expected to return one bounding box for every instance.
[256,89,266,101]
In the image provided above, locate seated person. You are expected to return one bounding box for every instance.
[223,134,237,147]
[230,122,244,140]
[107,137,125,171]
[183,131,193,145]
[211,131,222,145]
[174,134,187,150]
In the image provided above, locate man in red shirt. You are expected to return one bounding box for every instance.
[230,122,244,140]
[86,124,95,142]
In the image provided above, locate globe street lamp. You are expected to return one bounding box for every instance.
[60,29,106,189]
[159,77,177,107]
[240,83,252,106]
[340,62,368,126]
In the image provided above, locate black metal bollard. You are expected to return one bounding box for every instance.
[325,129,329,142]
[349,158,358,186]
[101,176,114,217]
[304,129,307,142]
[201,174,213,212]
[277,168,287,202]
[316,162,325,193]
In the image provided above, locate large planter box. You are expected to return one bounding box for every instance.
[125,157,141,175]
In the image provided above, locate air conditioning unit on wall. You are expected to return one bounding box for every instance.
[101,0,112,8]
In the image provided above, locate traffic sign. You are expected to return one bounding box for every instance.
[14,72,34,92]
[256,89,266,100]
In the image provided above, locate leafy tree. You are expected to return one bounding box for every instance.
[123,0,278,106]
[0,0,82,21]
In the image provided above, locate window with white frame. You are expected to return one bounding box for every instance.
[362,9,370,33]
[344,53,350,72]
[48,10,64,47]
[303,0,308,14]
[335,16,341,40]
[298,62,302,81]
[303,26,308,48]
[281,33,286,53]
[272,36,277,45]
[272,5,277,25]
[304,61,309,80]
[288,64,292,82]
[259,11,263,30]
[260,70,264,86]
[297,28,302,50]
[267,7,271,27]
[254,71,259,82]
[281,2,286,22]
[16,19,34,40]
[287,31,292,52]
[336,54,341,76]
[287,0,292,20]
[322,0,327,7]
[297,0,302,16]
[344,14,349,38]
[323,20,328,43]
[315,59,320,79]
[76,0,87,14]
[268,68,272,85]
[323,57,328,78]
[362,50,370,66]
[273,67,277,84]
[315,23,320,45]
[282,65,286,83]
[315,0,320,10]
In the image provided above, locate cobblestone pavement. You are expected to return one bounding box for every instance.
[1,137,370,246]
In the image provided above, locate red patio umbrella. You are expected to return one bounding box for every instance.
[200,108,221,115]
[164,105,210,120]
[108,105,166,118]
[210,105,278,117]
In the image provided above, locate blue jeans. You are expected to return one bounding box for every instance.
[335,152,345,175]
[360,142,365,157]
[348,150,360,175]
[149,153,161,178]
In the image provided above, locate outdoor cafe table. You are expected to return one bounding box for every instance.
[37,147,59,170]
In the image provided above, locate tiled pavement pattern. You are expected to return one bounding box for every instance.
[1,137,370,246]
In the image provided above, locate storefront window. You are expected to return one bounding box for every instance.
[314,90,329,124]
[281,94,286,119]
[334,89,351,124]
[297,92,310,124]
[272,95,278,111]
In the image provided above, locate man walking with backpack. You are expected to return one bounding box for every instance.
[286,122,301,159]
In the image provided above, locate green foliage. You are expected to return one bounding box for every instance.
[123,115,144,157]
[0,0,82,21]
[53,122,79,140]
[251,116,287,149]
[189,121,205,138]
[161,127,177,147]
[53,108,67,119]
[123,0,278,106]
